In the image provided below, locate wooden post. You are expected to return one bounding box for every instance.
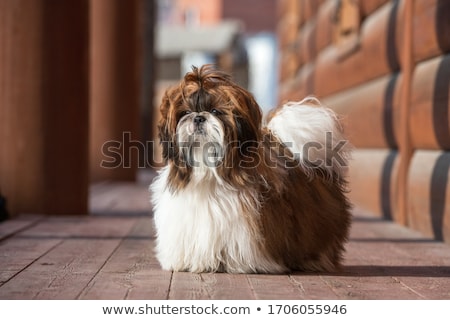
[396,0,414,225]
[0,0,45,216]
[41,0,90,215]
[0,0,90,216]
[89,0,142,181]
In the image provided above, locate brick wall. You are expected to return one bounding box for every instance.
[277,0,450,243]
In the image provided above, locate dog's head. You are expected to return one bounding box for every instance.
[158,65,263,188]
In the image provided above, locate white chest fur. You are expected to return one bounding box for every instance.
[150,167,285,273]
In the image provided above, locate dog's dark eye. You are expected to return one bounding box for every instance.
[210,108,222,115]
[180,110,191,117]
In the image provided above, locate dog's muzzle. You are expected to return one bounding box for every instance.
[193,115,207,133]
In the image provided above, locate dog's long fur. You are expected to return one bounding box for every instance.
[151,65,352,273]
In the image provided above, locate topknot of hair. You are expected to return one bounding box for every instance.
[184,64,232,90]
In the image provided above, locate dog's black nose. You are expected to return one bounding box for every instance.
[193,115,206,124]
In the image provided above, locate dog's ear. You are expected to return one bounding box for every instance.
[234,87,262,153]
[158,88,178,162]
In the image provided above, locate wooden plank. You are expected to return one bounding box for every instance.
[168,272,255,300]
[301,0,323,21]
[288,275,340,299]
[0,238,61,285]
[410,55,450,150]
[324,241,422,299]
[343,242,450,300]
[314,1,402,97]
[360,0,390,17]
[395,0,414,227]
[413,0,450,63]
[0,238,121,299]
[349,208,424,241]
[408,150,450,242]
[89,182,152,215]
[169,273,255,300]
[347,149,399,221]
[40,0,90,215]
[169,271,255,299]
[342,208,450,299]
[277,11,299,50]
[79,241,171,299]
[279,49,300,83]
[396,276,450,300]
[0,0,46,217]
[318,273,425,299]
[199,273,255,299]
[247,274,303,299]
[168,272,212,299]
[388,245,450,300]
[18,216,138,239]
[299,20,316,64]
[290,208,450,299]
[79,217,172,300]
[278,62,315,103]
[323,74,401,149]
[276,0,295,23]
[0,216,137,299]
[89,0,141,182]
[0,214,44,241]
[315,0,337,53]
[323,54,450,152]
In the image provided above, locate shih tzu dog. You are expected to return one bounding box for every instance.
[151,65,351,274]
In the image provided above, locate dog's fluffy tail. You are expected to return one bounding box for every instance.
[266,96,351,179]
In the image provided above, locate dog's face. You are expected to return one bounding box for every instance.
[158,65,263,188]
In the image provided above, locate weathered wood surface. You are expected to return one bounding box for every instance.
[277,0,450,257]
[279,0,450,100]
[0,180,449,300]
[346,149,399,221]
[345,149,450,243]
[323,74,401,149]
[408,151,450,242]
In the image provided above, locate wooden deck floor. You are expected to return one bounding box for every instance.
[1,176,450,299]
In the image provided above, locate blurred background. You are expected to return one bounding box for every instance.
[0,0,449,244]
[156,0,278,112]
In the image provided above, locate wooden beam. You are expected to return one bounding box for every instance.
[396,0,414,225]
[41,0,90,215]
[89,0,142,182]
[0,0,90,215]
[0,0,46,216]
